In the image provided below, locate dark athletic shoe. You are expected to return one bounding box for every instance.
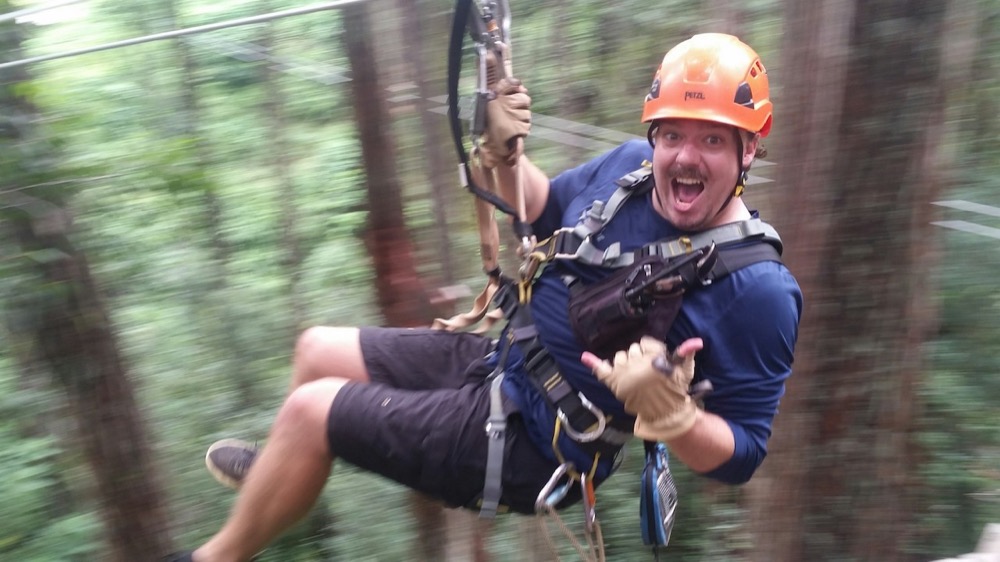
[205,438,259,489]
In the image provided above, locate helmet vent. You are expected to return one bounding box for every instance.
[734,82,754,108]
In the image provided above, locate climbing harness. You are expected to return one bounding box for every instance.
[439,2,784,559]
[470,162,782,537]
[491,166,781,559]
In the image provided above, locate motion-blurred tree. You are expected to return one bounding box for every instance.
[0,5,173,559]
[751,0,956,559]
[342,1,440,327]
[341,5,492,559]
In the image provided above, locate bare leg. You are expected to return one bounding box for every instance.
[194,378,346,562]
[289,327,368,391]
[204,328,368,492]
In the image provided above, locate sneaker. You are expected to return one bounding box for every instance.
[205,438,259,489]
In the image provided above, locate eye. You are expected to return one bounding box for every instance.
[705,134,725,146]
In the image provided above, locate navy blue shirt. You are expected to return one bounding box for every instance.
[500,140,802,484]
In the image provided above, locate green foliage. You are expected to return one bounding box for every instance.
[1,0,998,559]
[910,8,1000,554]
[916,192,1000,555]
[0,387,102,560]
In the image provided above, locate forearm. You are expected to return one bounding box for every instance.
[663,410,735,473]
[492,154,550,224]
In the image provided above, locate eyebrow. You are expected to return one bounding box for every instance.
[660,121,732,135]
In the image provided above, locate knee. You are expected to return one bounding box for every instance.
[276,379,345,437]
[294,326,337,364]
[292,326,364,385]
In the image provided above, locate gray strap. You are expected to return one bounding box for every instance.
[600,425,631,446]
[572,165,651,241]
[568,218,782,268]
[479,373,507,519]
[526,161,782,272]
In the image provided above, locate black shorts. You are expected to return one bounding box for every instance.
[326,327,570,514]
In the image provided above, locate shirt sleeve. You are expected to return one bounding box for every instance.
[696,263,803,484]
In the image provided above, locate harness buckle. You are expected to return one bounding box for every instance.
[557,394,607,443]
[518,250,544,282]
[485,419,506,440]
[679,236,693,253]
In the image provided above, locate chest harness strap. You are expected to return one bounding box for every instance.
[523,162,782,278]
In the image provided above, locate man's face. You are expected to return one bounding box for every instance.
[650,118,756,231]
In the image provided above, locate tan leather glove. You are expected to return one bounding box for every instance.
[590,336,701,442]
[479,77,531,169]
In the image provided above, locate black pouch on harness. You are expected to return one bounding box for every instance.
[567,245,718,359]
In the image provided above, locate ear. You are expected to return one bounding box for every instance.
[742,133,760,170]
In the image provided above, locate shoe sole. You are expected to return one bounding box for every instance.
[205,438,256,490]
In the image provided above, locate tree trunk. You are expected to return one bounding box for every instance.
[29,228,174,561]
[743,1,853,558]
[750,0,951,559]
[341,1,438,327]
[1,11,173,560]
[341,4,496,560]
[400,0,458,287]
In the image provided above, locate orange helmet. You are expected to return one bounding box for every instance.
[642,33,772,137]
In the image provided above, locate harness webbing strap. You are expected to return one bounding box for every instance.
[522,162,782,273]
[493,282,630,458]
[525,348,629,447]
[431,163,507,332]
[712,243,782,279]
[480,371,507,518]
[641,220,782,261]
[436,0,528,335]
[540,216,781,270]
[571,163,653,241]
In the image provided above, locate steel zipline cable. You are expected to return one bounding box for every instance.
[0,0,366,71]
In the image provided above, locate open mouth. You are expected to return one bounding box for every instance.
[671,177,704,208]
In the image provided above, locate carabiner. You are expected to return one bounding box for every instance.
[580,472,596,533]
[556,394,607,443]
[535,462,573,513]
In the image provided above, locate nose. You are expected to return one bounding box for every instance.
[674,139,699,165]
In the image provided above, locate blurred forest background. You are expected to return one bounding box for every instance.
[2,0,999,560]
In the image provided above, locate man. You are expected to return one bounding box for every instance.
[169,33,801,561]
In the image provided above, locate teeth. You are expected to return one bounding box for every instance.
[676,178,702,184]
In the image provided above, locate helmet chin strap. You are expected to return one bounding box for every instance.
[710,131,749,220]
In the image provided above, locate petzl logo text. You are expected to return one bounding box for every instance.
[684,91,705,101]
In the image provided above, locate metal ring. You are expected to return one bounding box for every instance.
[556,394,607,443]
